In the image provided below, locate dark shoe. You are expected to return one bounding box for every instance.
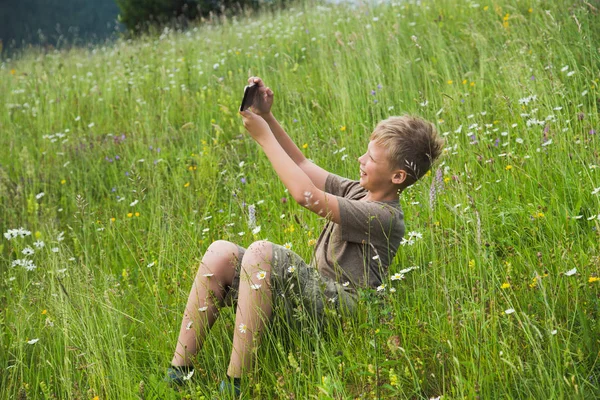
[219,378,241,397]
[164,366,194,386]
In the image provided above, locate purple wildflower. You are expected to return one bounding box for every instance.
[115,155,120,160]
[125,171,130,176]
[293,119,298,123]
[494,138,500,147]
[530,75,535,80]
[240,177,247,184]
[377,84,383,89]
[590,129,596,135]
[149,145,153,150]
[371,90,376,96]
[429,179,437,210]
[435,168,444,192]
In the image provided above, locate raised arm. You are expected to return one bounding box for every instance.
[240,109,341,224]
[249,77,329,191]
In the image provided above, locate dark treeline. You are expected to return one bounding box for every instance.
[0,0,120,54]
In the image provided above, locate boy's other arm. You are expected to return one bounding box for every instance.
[242,110,340,223]
[262,112,329,191]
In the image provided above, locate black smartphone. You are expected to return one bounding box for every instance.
[240,83,259,112]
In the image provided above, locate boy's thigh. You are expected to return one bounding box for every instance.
[225,244,356,319]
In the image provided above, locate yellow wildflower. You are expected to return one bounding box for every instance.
[505,165,513,170]
[483,5,489,10]
[302,143,308,149]
[470,82,475,87]
[42,309,47,315]
[10,69,16,75]
[589,277,600,283]
[447,80,453,84]
[468,259,475,269]
[340,126,346,131]
[528,8,533,13]
[135,212,140,217]
[462,79,467,85]
[127,213,133,218]
[110,217,116,222]
[184,182,190,188]
[60,179,66,185]
[501,283,510,289]
[308,238,317,246]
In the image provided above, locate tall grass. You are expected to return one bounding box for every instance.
[1,0,599,398]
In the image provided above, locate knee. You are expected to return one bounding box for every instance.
[200,240,241,272]
[243,240,273,270]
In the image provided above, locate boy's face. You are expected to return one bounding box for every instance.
[357,140,401,192]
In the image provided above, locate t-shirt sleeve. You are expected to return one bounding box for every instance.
[336,198,399,245]
[325,173,362,197]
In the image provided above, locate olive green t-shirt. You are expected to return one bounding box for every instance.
[312,173,405,291]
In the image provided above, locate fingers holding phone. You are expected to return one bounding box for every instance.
[246,76,273,116]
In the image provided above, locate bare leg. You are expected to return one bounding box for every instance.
[227,240,274,378]
[171,240,241,367]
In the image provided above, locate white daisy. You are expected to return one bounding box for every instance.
[238,323,247,333]
[564,268,577,276]
[183,369,194,380]
[376,284,386,292]
[250,284,262,290]
[391,273,404,281]
[22,247,34,256]
[27,338,39,344]
[399,266,419,274]
[256,271,267,280]
[198,306,208,312]
[287,265,296,273]
[186,321,193,330]
[505,308,515,314]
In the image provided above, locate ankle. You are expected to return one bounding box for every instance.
[171,364,194,372]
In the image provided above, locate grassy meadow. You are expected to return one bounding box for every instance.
[1,0,600,398]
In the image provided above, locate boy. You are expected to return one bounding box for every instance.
[166,77,444,395]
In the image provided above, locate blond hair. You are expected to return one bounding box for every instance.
[370,115,444,188]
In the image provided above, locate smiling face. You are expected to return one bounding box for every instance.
[357,140,400,193]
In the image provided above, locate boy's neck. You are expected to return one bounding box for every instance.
[364,188,401,203]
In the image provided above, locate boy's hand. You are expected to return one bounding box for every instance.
[240,109,272,143]
[248,76,273,116]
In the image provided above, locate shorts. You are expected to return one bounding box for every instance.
[224,243,357,322]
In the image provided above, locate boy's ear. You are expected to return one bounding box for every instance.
[392,169,407,185]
